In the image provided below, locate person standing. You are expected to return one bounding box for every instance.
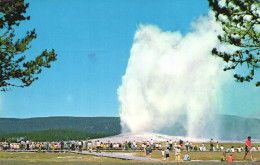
[165,141,169,149]
[88,141,92,152]
[189,142,193,151]
[85,139,88,151]
[60,140,64,151]
[210,138,214,151]
[179,139,183,146]
[165,147,170,161]
[185,141,189,151]
[26,140,29,150]
[96,140,101,153]
[150,139,154,149]
[48,142,52,151]
[132,141,136,151]
[216,141,219,150]
[244,136,253,161]
[169,140,173,151]
[161,149,165,160]
[145,145,149,158]
[148,146,152,158]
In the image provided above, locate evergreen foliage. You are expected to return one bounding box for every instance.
[0,128,118,142]
[0,117,121,135]
[208,0,260,86]
[0,0,57,91]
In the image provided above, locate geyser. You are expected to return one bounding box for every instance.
[118,12,234,139]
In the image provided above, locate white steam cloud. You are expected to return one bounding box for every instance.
[118,12,234,138]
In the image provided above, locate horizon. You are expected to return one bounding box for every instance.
[0,113,259,119]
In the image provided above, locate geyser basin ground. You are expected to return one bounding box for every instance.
[93,133,260,143]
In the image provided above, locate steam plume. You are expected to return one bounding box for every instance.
[118,12,233,138]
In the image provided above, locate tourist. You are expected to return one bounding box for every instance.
[57,142,60,150]
[210,138,214,151]
[124,141,128,150]
[165,147,170,161]
[161,149,165,160]
[244,136,253,161]
[127,141,131,149]
[169,140,173,151]
[179,139,183,146]
[132,141,136,151]
[26,140,29,150]
[185,141,189,151]
[199,145,202,151]
[52,142,56,151]
[174,141,177,148]
[96,140,101,153]
[220,145,224,151]
[158,143,162,149]
[149,146,152,158]
[8,141,10,150]
[228,153,233,162]
[189,142,193,151]
[143,143,146,156]
[194,146,198,151]
[230,146,235,153]
[183,153,191,161]
[237,146,241,153]
[151,139,154,148]
[225,148,230,153]
[85,139,88,151]
[165,141,169,149]
[216,141,219,150]
[145,145,150,158]
[48,142,52,151]
[155,143,159,149]
[181,145,184,151]
[175,146,181,161]
[46,142,49,151]
[88,141,92,152]
[79,141,82,152]
[221,152,226,161]
[60,140,64,151]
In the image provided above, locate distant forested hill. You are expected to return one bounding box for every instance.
[156,114,260,140]
[0,128,117,142]
[0,115,259,141]
[217,115,260,140]
[0,117,121,135]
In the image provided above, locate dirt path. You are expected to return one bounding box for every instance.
[72,151,162,161]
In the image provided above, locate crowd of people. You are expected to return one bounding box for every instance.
[0,136,258,161]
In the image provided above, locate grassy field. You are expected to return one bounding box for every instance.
[0,152,139,164]
[135,151,260,161]
[0,142,260,164]
[0,150,260,164]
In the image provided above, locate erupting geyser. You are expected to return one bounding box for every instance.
[118,12,235,139]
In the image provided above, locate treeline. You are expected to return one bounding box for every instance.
[0,128,118,142]
[0,117,121,135]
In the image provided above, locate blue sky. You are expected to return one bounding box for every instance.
[1,0,259,118]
